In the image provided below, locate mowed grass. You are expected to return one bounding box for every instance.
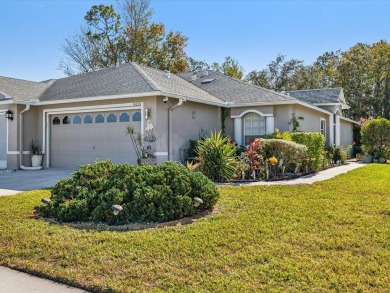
[1,164,390,292]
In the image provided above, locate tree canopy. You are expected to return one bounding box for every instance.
[60,0,189,75]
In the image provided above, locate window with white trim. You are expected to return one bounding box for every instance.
[244,113,265,144]
[320,118,326,137]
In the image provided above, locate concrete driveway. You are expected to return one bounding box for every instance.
[0,168,74,196]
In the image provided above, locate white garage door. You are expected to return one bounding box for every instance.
[50,110,142,167]
[0,114,6,169]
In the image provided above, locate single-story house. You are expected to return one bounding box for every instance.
[0,62,356,170]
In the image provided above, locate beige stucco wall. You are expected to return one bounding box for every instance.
[0,104,20,169]
[166,99,222,162]
[340,119,354,148]
[292,104,329,134]
[274,105,292,132]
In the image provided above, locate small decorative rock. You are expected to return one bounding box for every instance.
[41,198,51,205]
[193,197,203,207]
[111,204,123,215]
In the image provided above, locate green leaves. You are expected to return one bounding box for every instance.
[196,131,237,182]
[40,160,219,224]
[361,117,390,158]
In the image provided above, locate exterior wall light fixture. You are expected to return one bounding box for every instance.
[5,110,13,120]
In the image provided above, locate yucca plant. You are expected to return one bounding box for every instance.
[196,131,237,182]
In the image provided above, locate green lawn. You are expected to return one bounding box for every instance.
[1,164,390,292]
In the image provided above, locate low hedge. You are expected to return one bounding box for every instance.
[39,160,219,225]
[261,139,307,164]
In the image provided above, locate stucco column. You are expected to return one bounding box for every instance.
[328,114,334,146]
[233,117,242,146]
[335,114,341,146]
[265,116,275,135]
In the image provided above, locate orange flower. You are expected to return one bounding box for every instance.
[269,156,278,165]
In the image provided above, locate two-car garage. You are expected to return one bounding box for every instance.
[49,109,142,168]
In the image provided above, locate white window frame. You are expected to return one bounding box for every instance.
[320,118,326,138]
[243,113,266,143]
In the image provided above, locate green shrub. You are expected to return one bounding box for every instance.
[39,161,219,225]
[196,131,237,182]
[291,132,325,171]
[361,118,390,158]
[261,139,307,167]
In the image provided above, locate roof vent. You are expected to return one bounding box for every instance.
[164,70,171,78]
[201,78,215,84]
[191,74,197,81]
[203,70,208,76]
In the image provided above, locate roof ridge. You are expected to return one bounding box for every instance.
[131,62,160,91]
[286,87,341,92]
[0,75,43,84]
[210,71,296,101]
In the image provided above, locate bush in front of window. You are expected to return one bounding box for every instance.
[261,139,307,170]
[38,160,219,225]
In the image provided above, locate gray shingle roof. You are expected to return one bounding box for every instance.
[39,63,155,101]
[179,71,297,104]
[37,63,222,104]
[285,88,343,104]
[0,76,53,101]
[134,63,222,104]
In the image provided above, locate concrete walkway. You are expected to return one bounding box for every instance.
[0,266,88,293]
[0,168,74,196]
[221,161,366,186]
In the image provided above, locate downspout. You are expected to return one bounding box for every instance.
[19,105,30,168]
[168,98,185,160]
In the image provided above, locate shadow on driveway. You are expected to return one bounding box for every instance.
[0,168,75,193]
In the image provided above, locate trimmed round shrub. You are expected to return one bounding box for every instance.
[260,139,307,172]
[39,161,219,225]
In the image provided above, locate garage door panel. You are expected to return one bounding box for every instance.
[51,111,141,168]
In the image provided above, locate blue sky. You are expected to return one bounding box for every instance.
[1,0,389,81]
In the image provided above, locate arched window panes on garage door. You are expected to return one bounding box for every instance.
[63,116,71,125]
[53,117,60,125]
[244,113,265,144]
[73,115,81,124]
[84,114,93,124]
[119,113,129,122]
[107,113,117,123]
[132,112,141,121]
[95,114,104,123]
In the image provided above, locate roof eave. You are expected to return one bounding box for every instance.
[35,91,160,105]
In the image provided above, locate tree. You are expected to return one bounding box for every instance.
[214,56,244,79]
[245,54,303,91]
[60,0,189,75]
[187,57,210,72]
[361,118,390,158]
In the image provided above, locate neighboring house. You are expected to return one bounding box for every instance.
[0,63,356,170]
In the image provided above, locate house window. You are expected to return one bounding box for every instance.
[84,114,93,124]
[52,117,60,125]
[95,114,104,123]
[73,115,81,124]
[107,113,117,123]
[244,113,265,144]
[132,112,141,121]
[119,113,130,122]
[320,119,326,137]
[63,116,71,125]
